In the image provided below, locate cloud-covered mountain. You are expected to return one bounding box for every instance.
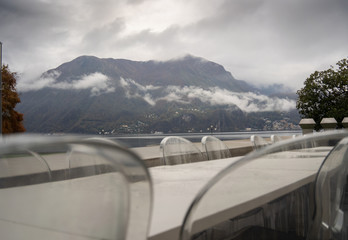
[17,55,299,133]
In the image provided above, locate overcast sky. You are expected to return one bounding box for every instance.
[1,0,347,91]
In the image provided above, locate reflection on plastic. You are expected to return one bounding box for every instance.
[181,130,348,240]
[0,135,152,240]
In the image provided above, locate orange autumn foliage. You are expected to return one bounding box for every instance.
[1,65,25,134]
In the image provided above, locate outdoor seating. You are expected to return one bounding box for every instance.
[0,135,152,240]
[201,136,232,160]
[180,130,348,240]
[250,135,269,150]
[160,136,207,165]
[271,135,282,144]
[307,136,348,240]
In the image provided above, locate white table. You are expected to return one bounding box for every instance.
[0,173,126,240]
[148,148,331,240]
[0,147,331,240]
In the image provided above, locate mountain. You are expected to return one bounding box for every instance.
[43,55,253,91]
[16,55,300,134]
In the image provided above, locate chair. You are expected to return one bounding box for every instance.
[307,136,348,240]
[271,135,282,144]
[250,135,269,150]
[180,130,348,240]
[0,134,152,240]
[160,136,207,165]
[293,134,301,139]
[201,136,232,160]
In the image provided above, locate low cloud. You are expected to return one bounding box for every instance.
[120,77,159,105]
[120,78,296,112]
[19,72,116,96]
[55,72,116,96]
[160,86,295,112]
[120,77,160,91]
[19,74,295,112]
[17,70,60,91]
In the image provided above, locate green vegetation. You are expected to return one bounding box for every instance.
[296,58,348,129]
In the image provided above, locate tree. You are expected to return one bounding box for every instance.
[296,58,348,129]
[1,65,25,134]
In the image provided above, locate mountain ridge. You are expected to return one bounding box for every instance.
[42,54,254,92]
[17,55,300,134]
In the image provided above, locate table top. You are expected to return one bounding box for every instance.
[0,173,126,240]
[148,147,331,240]
[0,147,331,240]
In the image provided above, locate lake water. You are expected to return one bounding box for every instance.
[107,130,302,148]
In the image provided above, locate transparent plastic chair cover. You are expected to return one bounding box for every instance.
[250,135,269,150]
[180,130,348,240]
[160,136,207,165]
[0,135,152,240]
[271,135,282,144]
[307,137,348,240]
[201,136,232,160]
